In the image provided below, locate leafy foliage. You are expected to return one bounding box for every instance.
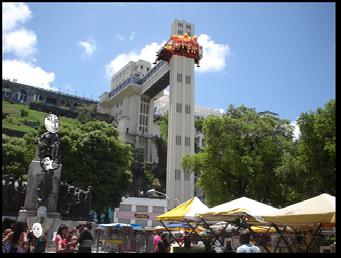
[2,133,36,179]
[275,99,335,204]
[58,121,132,213]
[182,105,294,207]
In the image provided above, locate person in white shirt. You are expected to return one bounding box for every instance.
[236,232,260,253]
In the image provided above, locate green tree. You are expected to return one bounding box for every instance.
[2,133,35,179]
[275,99,336,203]
[182,105,294,207]
[155,111,168,143]
[57,120,132,213]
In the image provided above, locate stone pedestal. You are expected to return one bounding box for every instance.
[18,209,61,244]
[18,159,62,243]
[23,160,62,212]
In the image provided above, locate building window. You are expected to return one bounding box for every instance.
[176,135,181,145]
[185,136,190,147]
[178,30,183,35]
[177,73,182,83]
[176,103,182,113]
[178,23,183,27]
[119,204,132,211]
[136,205,148,212]
[152,206,165,213]
[186,24,191,30]
[140,65,143,69]
[175,169,181,180]
[185,75,191,84]
[184,171,190,181]
[185,104,191,114]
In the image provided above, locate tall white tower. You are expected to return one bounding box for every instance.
[166,20,196,209]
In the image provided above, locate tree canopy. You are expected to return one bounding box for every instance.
[58,121,132,212]
[275,99,335,204]
[2,120,132,213]
[2,133,35,179]
[183,105,295,207]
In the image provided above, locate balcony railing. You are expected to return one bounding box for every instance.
[107,60,167,99]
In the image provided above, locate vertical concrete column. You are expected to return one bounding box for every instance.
[166,55,195,209]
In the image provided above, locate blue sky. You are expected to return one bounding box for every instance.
[3,2,335,125]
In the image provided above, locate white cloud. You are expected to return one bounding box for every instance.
[105,41,165,79]
[290,120,301,140]
[78,39,96,58]
[3,59,56,90]
[2,3,56,89]
[116,31,136,42]
[3,29,37,58]
[2,2,32,33]
[116,34,125,41]
[129,32,136,41]
[196,34,230,73]
[2,3,37,60]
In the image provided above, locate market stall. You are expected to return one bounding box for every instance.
[157,197,210,247]
[261,193,336,253]
[197,196,280,252]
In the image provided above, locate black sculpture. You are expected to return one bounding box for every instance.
[56,181,93,220]
[2,175,27,216]
[37,170,53,207]
[35,113,60,208]
[36,113,60,171]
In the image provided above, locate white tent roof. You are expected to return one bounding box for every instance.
[262,193,335,225]
[198,196,279,223]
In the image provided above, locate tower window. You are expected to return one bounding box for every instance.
[185,104,191,114]
[177,73,182,83]
[176,135,181,145]
[175,169,181,180]
[185,75,191,84]
[176,103,182,113]
[185,136,190,146]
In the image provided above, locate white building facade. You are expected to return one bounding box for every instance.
[98,20,216,210]
[114,197,167,227]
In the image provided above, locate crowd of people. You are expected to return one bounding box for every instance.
[2,218,94,253]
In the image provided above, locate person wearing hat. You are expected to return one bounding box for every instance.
[77,222,94,253]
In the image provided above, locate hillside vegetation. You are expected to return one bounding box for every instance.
[2,100,81,135]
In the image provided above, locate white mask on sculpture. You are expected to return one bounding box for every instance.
[32,223,43,238]
[44,114,59,133]
[42,156,53,170]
